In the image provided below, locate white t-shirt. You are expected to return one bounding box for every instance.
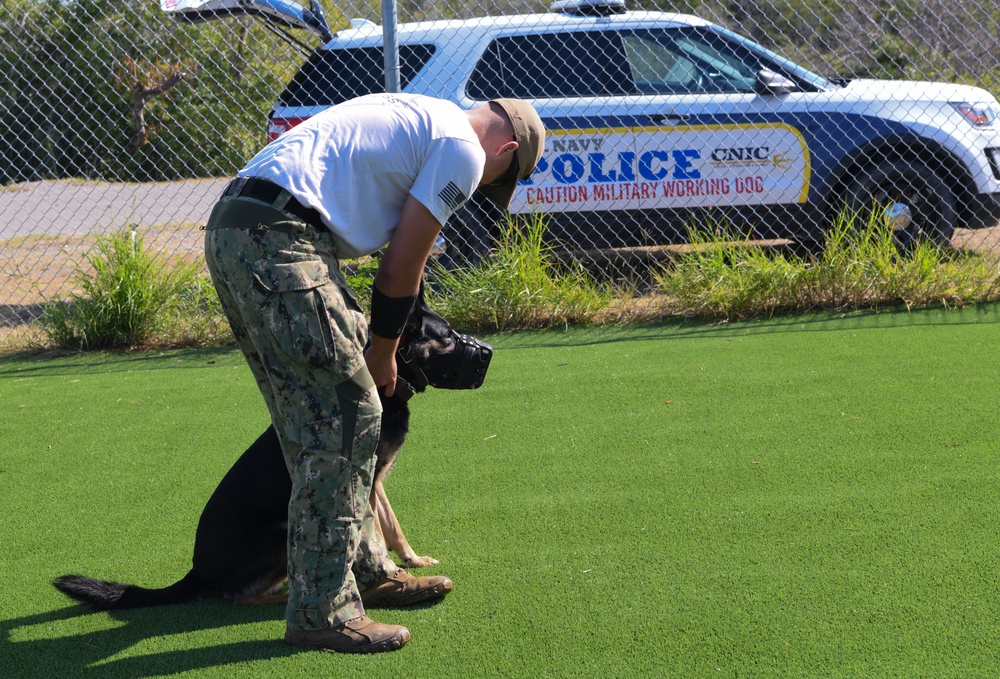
[239,93,485,258]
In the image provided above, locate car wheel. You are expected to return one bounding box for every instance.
[844,158,957,250]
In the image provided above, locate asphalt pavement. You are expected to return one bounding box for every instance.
[0,178,230,239]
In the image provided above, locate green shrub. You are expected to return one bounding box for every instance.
[0,1,300,184]
[40,228,200,350]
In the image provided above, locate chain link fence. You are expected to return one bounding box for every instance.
[3,0,1000,344]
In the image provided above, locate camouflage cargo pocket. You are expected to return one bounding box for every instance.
[250,258,364,373]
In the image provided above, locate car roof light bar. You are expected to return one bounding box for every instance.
[550,0,627,16]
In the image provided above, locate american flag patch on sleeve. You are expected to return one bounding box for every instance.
[438,182,468,211]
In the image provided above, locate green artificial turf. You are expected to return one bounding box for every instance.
[3,305,1000,677]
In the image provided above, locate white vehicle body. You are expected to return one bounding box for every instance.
[175,0,1000,251]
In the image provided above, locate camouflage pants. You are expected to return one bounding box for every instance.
[204,195,397,630]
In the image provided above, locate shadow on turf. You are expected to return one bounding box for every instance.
[499,301,1000,350]
[0,346,240,379]
[5,303,1000,380]
[2,600,299,677]
[5,594,449,675]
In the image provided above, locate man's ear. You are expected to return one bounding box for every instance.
[498,140,519,159]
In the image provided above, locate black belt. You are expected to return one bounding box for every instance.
[223,177,325,230]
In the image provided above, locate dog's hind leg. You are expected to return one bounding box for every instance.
[372,479,438,568]
[232,575,289,605]
[237,592,289,605]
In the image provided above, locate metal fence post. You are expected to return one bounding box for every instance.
[382,0,400,93]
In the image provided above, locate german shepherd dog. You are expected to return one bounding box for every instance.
[53,288,492,610]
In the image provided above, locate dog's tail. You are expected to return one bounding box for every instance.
[53,570,204,611]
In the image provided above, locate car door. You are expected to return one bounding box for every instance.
[463,28,646,249]
[619,26,813,224]
[464,24,814,248]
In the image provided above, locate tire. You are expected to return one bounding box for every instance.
[844,158,957,250]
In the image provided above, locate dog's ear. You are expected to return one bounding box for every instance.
[401,277,428,337]
[412,277,432,322]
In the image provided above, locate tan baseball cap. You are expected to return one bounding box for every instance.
[479,98,546,210]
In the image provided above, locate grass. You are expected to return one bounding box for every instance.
[429,213,611,331]
[655,211,1000,320]
[3,305,1000,676]
[6,210,1000,353]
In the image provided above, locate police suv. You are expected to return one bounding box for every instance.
[166,0,1000,255]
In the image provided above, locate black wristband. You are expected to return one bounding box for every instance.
[369,285,417,340]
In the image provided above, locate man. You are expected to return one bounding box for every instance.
[203,94,545,654]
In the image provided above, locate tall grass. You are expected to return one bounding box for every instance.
[343,256,381,308]
[19,210,1000,355]
[656,210,1000,320]
[40,228,202,350]
[430,213,610,330]
[154,273,234,348]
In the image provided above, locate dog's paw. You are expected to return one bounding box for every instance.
[404,555,440,568]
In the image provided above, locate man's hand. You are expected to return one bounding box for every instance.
[365,334,400,397]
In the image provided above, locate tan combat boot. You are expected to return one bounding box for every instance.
[359,568,453,608]
[284,615,410,654]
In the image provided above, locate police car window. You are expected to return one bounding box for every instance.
[466,31,632,100]
[623,29,757,94]
[278,44,436,106]
[676,37,756,91]
[714,25,834,90]
[623,36,700,93]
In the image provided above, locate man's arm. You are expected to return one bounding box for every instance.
[365,194,443,396]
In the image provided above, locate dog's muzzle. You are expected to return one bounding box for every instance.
[409,331,493,390]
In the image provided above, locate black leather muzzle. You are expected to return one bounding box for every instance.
[403,330,493,390]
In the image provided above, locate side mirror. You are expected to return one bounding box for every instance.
[755,68,797,96]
